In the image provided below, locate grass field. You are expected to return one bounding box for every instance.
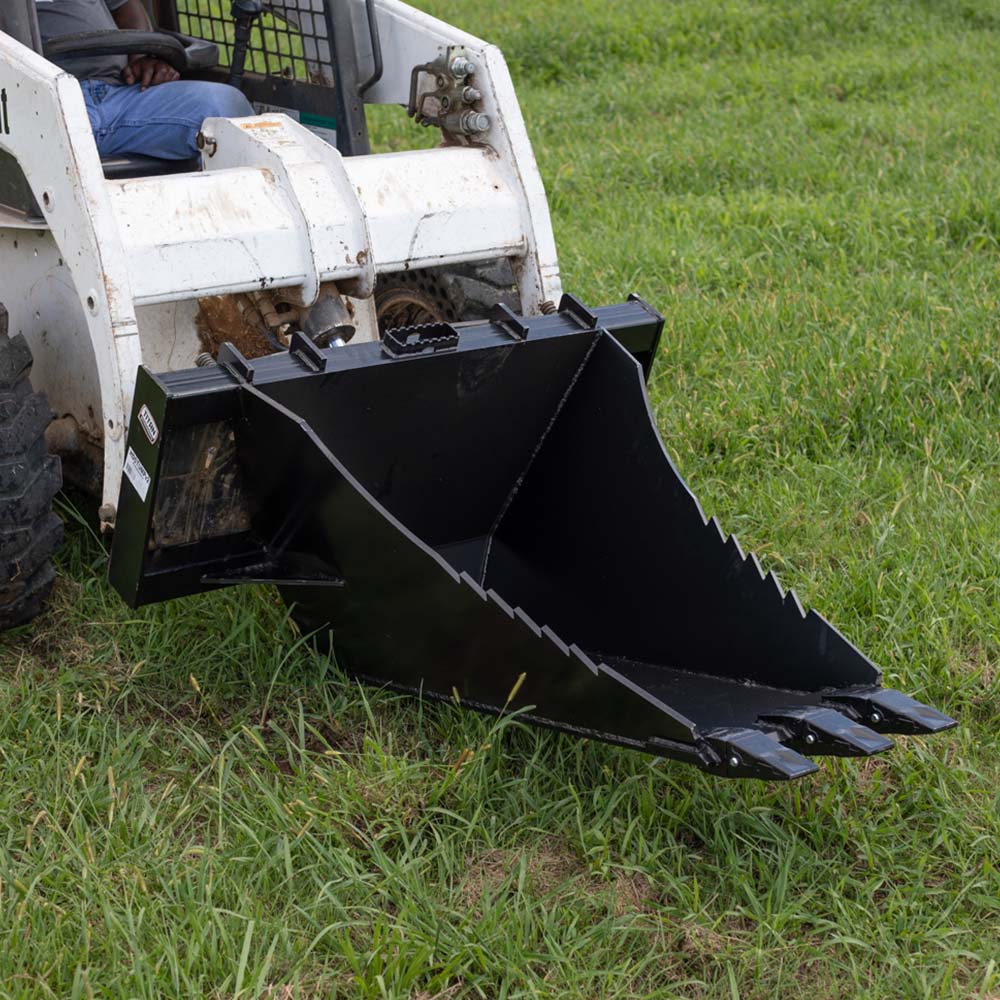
[3,0,1000,996]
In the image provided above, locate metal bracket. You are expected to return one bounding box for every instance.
[288,330,328,373]
[558,293,600,330]
[491,303,530,341]
[407,46,491,141]
[381,322,461,358]
[217,341,256,383]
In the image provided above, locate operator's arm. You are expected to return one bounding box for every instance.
[110,0,153,31]
[112,0,181,90]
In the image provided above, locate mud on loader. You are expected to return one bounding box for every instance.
[0,0,954,779]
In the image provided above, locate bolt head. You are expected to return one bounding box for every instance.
[805,733,816,745]
[451,57,475,78]
[727,755,740,768]
[195,132,217,157]
[870,711,882,724]
[466,112,491,133]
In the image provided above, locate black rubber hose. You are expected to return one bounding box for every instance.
[228,0,265,90]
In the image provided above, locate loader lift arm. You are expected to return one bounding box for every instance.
[108,297,955,780]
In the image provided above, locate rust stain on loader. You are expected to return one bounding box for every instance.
[196,294,274,360]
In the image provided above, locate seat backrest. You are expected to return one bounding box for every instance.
[0,0,43,53]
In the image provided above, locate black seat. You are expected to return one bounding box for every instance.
[1,0,217,182]
[100,154,201,180]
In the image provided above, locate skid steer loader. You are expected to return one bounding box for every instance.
[0,0,954,779]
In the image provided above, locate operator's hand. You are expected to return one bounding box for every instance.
[123,56,180,91]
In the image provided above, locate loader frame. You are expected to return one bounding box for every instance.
[0,0,561,523]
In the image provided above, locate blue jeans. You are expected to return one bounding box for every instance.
[81,79,254,159]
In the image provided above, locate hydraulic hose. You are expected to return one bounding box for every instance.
[228,0,265,90]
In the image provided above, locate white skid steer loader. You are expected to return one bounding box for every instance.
[0,0,954,780]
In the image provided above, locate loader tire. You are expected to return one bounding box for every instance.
[0,305,63,630]
[375,270,458,334]
[374,262,521,335]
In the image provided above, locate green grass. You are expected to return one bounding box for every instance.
[3,0,1000,995]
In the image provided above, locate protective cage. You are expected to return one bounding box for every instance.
[109,297,955,780]
[151,0,375,153]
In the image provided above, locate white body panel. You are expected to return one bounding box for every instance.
[109,125,527,306]
[0,0,563,518]
[358,0,563,303]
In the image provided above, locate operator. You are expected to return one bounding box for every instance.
[36,0,254,159]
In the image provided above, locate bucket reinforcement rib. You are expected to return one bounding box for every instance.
[109,296,955,779]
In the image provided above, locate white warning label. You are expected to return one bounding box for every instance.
[123,447,151,502]
[138,404,159,444]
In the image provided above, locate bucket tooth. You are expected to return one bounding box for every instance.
[541,624,570,656]
[731,533,745,561]
[705,729,819,780]
[459,570,488,601]
[513,605,543,638]
[760,706,894,757]
[485,588,515,619]
[720,534,744,575]
[824,688,956,735]
[569,644,599,676]
[787,586,806,618]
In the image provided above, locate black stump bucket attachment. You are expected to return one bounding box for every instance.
[109,296,955,779]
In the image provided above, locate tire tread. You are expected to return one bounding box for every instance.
[0,310,62,630]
